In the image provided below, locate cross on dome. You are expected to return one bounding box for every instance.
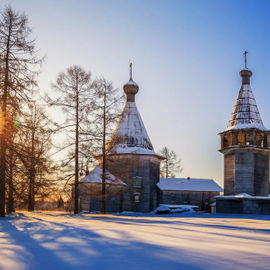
[130,61,133,79]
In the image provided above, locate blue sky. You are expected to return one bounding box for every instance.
[1,0,270,186]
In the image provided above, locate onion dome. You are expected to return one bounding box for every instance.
[123,79,139,102]
[123,63,139,102]
[239,68,252,85]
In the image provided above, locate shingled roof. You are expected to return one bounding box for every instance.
[107,74,160,156]
[226,68,267,131]
[79,166,126,185]
[157,178,223,192]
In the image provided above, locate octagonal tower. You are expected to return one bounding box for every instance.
[219,65,270,196]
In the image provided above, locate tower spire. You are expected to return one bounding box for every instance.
[244,50,248,69]
[129,61,133,79]
[106,63,156,155]
[226,58,265,131]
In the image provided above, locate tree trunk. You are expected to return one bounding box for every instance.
[101,89,107,214]
[28,127,35,211]
[165,148,169,178]
[28,174,35,211]
[7,174,14,213]
[0,132,7,217]
[0,16,12,217]
[74,82,79,214]
[7,151,15,213]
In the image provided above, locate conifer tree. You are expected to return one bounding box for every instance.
[0,6,42,216]
[18,103,55,211]
[47,66,93,214]
[4,102,56,211]
[92,78,123,214]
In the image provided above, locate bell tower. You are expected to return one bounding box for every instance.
[219,53,270,196]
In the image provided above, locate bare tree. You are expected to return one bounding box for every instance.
[92,78,123,214]
[6,145,16,213]
[47,66,92,214]
[0,6,42,216]
[10,103,56,211]
[159,146,183,178]
[4,108,19,213]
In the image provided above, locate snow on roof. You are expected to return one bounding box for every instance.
[79,166,126,185]
[226,83,267,131]
[115,146,156,155]
[157,178,223,192]
[216,193,270,200]
[107,101,159,156]
[125,79,138,87]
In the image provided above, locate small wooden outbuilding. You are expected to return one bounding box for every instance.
[157,178,223,210]
[76,166,126,213]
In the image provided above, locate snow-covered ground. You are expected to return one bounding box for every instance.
[0,211,270,270]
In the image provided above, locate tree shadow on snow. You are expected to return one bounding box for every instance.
[0,214,213,270]
[2,212,270,270]
[0,220,75,270]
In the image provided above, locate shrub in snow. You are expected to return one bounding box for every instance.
[155,205,171,214]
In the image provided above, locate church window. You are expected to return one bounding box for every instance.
[223,135,228,147]
[263,136,267,148]
[227,134,232,146]
[134,192,140,203]
[256,133,263,147]
[132,176,142,188]
[237,132,245,145]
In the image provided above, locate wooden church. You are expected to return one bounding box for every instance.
[77,66,164,213]
[76,65,222,213]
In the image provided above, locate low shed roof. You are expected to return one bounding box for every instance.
[157,178,223,192]
[79,166,126,186]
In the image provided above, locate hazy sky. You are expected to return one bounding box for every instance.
[1,0,270,186]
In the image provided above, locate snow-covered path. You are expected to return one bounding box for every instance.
[0,212,270,270]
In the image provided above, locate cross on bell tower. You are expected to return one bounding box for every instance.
[244,50,248,69]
